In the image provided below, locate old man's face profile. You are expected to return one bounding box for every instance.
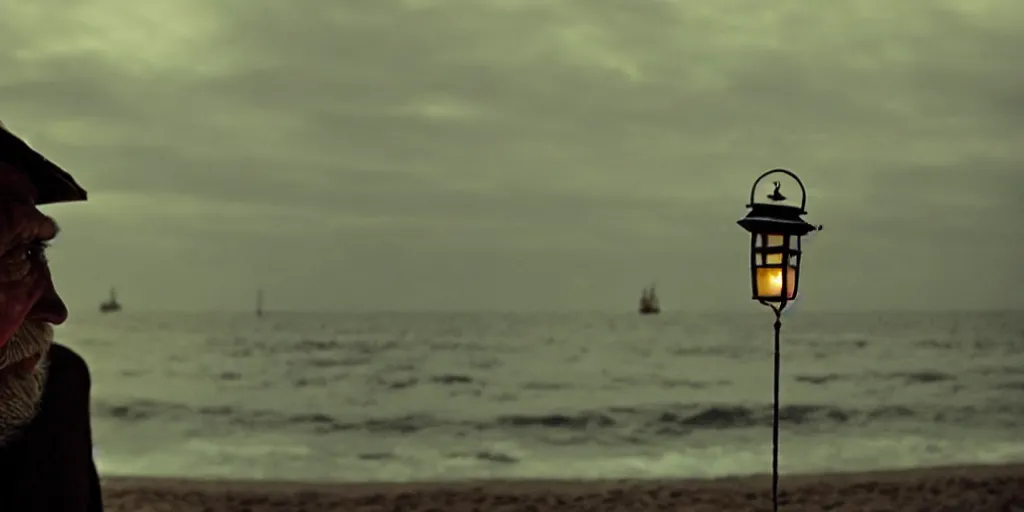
[0,124,102,511]
[0,164,66,442]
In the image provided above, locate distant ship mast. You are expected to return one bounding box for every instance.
[639,282,660,315]
[99,287,122,314]
[256,289,264,318]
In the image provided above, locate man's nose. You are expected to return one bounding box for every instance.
[28,280,68,325]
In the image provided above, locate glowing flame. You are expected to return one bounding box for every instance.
[755,267,796,300]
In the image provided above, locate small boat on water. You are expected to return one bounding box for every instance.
[639,283,660,315]
[99,287,122,314]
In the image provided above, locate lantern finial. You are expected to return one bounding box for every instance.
[767,181,786,202]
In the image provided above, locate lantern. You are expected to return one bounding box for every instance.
[737,168,820,512]
[737,169,817,307]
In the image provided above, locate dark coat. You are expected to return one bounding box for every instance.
[0,343,103,511]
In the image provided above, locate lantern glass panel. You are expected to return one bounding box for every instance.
[757,233,787,265]
[755,266,797,300]
[755,234,786,247]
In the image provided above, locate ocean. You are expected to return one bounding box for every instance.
[56,309,1024,482]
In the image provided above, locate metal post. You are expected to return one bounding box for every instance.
[772,308,782,512]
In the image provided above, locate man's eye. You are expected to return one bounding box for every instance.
[27,240,49,260]
[13,240,49,262]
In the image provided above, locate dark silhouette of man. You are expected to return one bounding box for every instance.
[0,121,103,511]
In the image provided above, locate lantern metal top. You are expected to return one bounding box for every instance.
[737,168,817,237]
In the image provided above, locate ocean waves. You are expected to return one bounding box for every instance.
[74,311,1024,480]
[93,398,1024,441]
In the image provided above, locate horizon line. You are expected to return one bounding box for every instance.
[61,306,1024,315]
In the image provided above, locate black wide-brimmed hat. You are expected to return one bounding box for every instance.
[0,121,87,205]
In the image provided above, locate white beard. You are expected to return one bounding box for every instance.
[0,321,52,445]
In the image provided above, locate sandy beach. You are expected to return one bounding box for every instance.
[102,463,1024,512]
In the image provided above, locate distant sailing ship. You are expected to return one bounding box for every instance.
[256,289,264,318]
[99,287,122,314]
[639,283,660,315]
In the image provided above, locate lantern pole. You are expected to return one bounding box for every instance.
[761,300,784,512]
[772,304,783,512]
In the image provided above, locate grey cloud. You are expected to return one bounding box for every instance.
[2,0,1022,311]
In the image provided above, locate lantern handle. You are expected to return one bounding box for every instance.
[748,168,807,213]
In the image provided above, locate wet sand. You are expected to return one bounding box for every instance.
[102,463,1024,511]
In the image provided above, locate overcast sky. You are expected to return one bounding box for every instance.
[1,0,1021,313]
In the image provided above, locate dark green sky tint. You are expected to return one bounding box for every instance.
[2,0,1022,311]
